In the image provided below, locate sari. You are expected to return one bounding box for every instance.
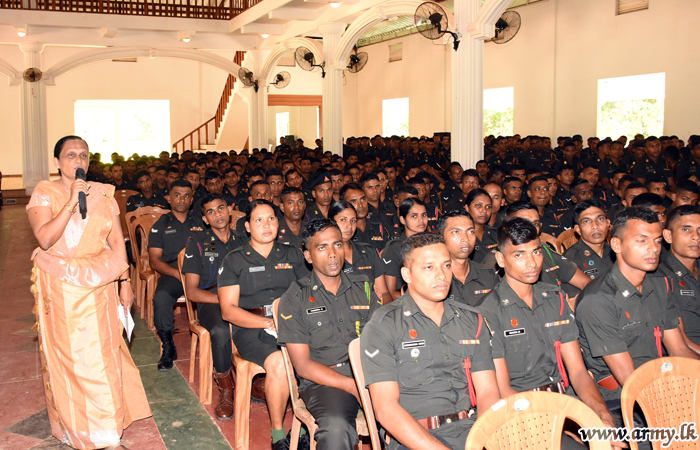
[27,181,151,449]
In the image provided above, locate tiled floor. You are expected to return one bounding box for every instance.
[0,205,299,450]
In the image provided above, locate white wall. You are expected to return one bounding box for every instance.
[343,0,700,142]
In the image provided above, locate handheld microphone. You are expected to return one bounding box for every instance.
[75,168,87,219]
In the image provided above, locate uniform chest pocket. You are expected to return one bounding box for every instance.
[622,321,643,345]
[397,341,434,388]
[305,308,336,349]
[503,331,533,373]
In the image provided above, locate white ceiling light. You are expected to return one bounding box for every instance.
[177,30,195,42]
[261,33,270,38]
[16,26,27,37]
[330,2,341,7]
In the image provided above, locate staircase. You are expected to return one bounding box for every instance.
[172,50,246,153]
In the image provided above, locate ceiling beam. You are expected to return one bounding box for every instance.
[268,7,320,21]
[240,23,287,35]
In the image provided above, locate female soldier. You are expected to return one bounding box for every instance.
[382,198,428,300]
[329,200,392,304]
[466,188,498,264]
[217,200,310,449]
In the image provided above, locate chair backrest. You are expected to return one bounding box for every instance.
[272,299,317,422]
[125,207,169,263]
[556,229,579,253]
[620,357,700,450]
[115,189,139,240]
[539,232,558,250]
[465,391,611,450]
[230,210,246,226]
[177,248,198,325]
[132,212,164,274]
[348,338,382,450]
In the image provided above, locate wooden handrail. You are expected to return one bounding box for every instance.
[172,117,215,153]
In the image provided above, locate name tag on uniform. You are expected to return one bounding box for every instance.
[504,328,526,337]
[343,268,353,273]
[165,229,177,234]
[204,252,218,257]
[681,290,695,296]
[249,266,265,273]
[622,321,641,330]
[584,268,598,275]
[402,340,426,349]
[306,306,327,315]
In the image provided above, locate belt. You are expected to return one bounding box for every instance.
[532,381,565,394]
[328,361,347,369]
[417,410,470,431]
[244,305,273,317]
[597,375,620,391]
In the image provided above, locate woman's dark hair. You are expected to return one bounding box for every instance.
[497,218,539,251]
[399,198,426,219]
[54,136,88,158]
[465,188,491,207]
[245,199,275,222]
[328,200,356,219]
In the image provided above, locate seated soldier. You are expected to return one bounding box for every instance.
[483,182,505,229]
[576,207,700,449]
[148,180,199,370]
[361,233,501,450]
[277,186,308,249]
[192,170,224,222]
[659,205,700,354]
[267,169,285,208]
[644,177,673,209]
[558,179,595,230]
[631,193,667,229]
[669,179,700,210]
[184,169,207,209]
[181,194,244,420]
[218,200,310,449]
[341,183,390,253]
[553,164,575,211]
[464,189,498,264]
[479,218,622,449]
[388,185,420,237]
[406,175,441,232]
[501,176,523,208]
[527,174,563,237]
[277,219,383,450]
[438,210,500,306]
[443,169,480,212]
[305,172,333,221]
[362,173,395,232]
[383,198,429,300]
[578,160,609,207]
[235,180,275,233]
[504,202,591,299]
[439,162,464,204]
[125,170,168,212]
[563,199,614,284]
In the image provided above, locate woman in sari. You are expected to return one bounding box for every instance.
[27,136,151,450]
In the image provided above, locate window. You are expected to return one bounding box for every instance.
[382,98,409,136]
[276,112,290,145]
[74,100,170,160]
[483,87,514,137]
[597,73,664,139]
[617,0,648,15]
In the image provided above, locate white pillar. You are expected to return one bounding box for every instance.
[452,0,483,170]
[19,43,48,193]
[319,22,346,156]
[246,50,270,150]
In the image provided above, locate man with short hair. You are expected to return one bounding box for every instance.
[669,179,700,210]
[501,177,523,206]
[341,183,390,253]
[439,210,500,306]
[110,163,135,190]
[266,169,285,208]
[362,173,394,232]
[181,194,243,420]
[361,233,501,450]
[148,180,200,370]
[631,193,668,229]
[479,218,620,449]
[578,161,609,207]
[527,175,563,237]
[558,179,595,230]
[563,199,614,284]
[126,170,168,213]
[553,165,576,211]
[676,140,700,181]
[305,172,333,221]
[600,141,629,191]
[576,207,700,448]
[329,169,345,202]
[277,187,308,250]
[277,219,383,450]
[633,136,676,192]
[444,170,480,212]
[484,182,505,229]
[439,162,463,204]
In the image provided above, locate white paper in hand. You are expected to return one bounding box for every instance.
[118,306,135,342]
[264,328,278,339]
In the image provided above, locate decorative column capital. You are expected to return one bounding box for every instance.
[318,22,347,36]
[18,43,45,54]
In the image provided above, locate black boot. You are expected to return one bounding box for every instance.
[157,329,177,371]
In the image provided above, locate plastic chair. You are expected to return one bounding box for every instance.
[556,229,579,253]
[176,249,213,405]
[126,207,169,317]
[131,212,163,329]
[465,391,612,450]
[231,328,266,450]
[348,338,383,450]
[540,232,559,251]
[271,299,369,450]
[230,210,246,228]
[115,189,139,240]
[620,357,700,450]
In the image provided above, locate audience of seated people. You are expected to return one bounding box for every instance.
[90,131,700,449]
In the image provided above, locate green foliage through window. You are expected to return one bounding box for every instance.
[484,108,514,137]
[599,99,663,139]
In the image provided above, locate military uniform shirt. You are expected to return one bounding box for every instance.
[276,217,307,250]
[518,151,552,172]
[277,271,382,382]
[181,229,244,293]
[217,241,310,312]
[575,265,680,401]
[125,192,168,213]
[361,292,494,421]
[148,212,202,268]
[479,280,578,392]
[539,243,579,299]
[599,160,629,182]
[658,253,700,345]
[563,240,614,282]
[444,193,466,214]
[439,180,462,204]
[540,205,563,238]
[424,202,441,233]
[304,202,327,222]
[354,218,391,253]
[448,265,500,307]
[343,240,386,281]
[382,235,407,291]
[676,159,700,180]
[633,156,673,181]
[471,226,498,264]
[487,152,519,167]
[367,200,396,234]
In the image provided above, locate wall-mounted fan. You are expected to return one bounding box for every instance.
[238,67,259,92]
[346,52,368,73]
[295,47,325,78]
[414,2,460,51]
[271,71,291,89]
[490,11,521,44]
